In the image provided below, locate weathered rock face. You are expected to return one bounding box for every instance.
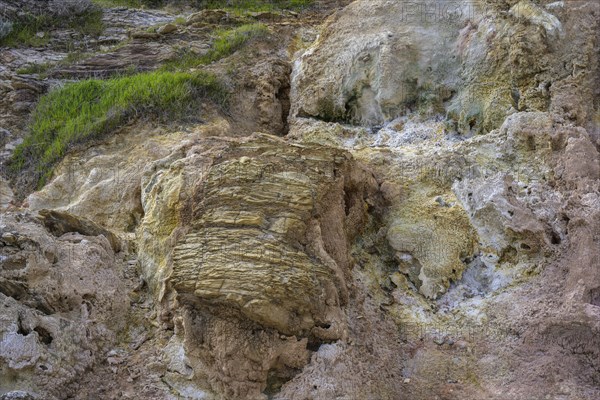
[0,211,128,398]
[291,0,599,133]
[0,177,13,210]
[386,189,478,299]
[231,58,292,136]
[49,41,177,79]
[1,0,599,399]
[0,69,48,158]
[25,123,222,233]
[288,105,600,398]
[137,133,379,398]
[454,112,598,255]
[292,0,465,125]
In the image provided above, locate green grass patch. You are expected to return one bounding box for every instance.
[0,15,52,47]
[0,9,104,48]
[200,0,312,12]
[63,50,94,64]
[11,70,228,187]
[74,9,105,36]
[92,0,163,7]
[93,0,312,11]
[163,23,269,71]
[207,23,269,62]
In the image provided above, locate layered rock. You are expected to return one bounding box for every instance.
[0,0,598,399]
[49,41,177,79]
[137,133,378,398]
[25,124,216,233]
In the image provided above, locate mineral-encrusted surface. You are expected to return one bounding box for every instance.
[1,0,599,399]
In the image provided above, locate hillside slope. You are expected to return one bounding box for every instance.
[0,1,599,399]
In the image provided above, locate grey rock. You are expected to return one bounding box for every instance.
[0,391,37,400]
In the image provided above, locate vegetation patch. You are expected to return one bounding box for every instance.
[203,23,269,63]
[163,23,269,71]
[93,0,311,11]
[11,70,228,187]
[92,0,162,7]
[0,9,104,48]
[16,63,54,76]
[201,0,313,12]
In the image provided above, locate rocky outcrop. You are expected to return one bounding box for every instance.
[0,1,599,399]
[37,209,123,252]
[291,0,599,133]
[0,211,128,398]
[25,124,208,233]
[137,133,378,398]
[50,41,176,79]
[0,69,48,157]
[0,177,13,210]
[288,105,600,398]
[292,0,465,125]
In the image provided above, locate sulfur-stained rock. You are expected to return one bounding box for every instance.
[140,134,376,337]
[0,0,598,398]
[137,133,378,398]
[291,0,465,126]
[387,192,478,299]
[291,0,599,132]
[509,0,563,39]
[288,100,600,397]
[26,124,212,233]
[453,112,600,262]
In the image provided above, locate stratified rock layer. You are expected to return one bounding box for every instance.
[0,1,599,399]
[137,133,378,398]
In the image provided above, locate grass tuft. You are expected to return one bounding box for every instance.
[92,0,162,8]
[207,23,269,62]
[163,23,269,71]
[11,70,228,187]
[201,0,312,12]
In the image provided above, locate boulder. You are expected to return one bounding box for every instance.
[37,209,123,252]
[137,133,379,398]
